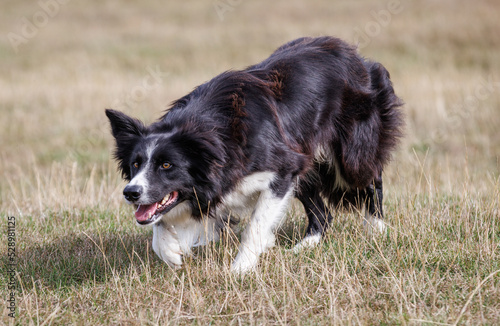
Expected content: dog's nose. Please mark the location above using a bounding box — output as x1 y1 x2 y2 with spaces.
123 185 143 202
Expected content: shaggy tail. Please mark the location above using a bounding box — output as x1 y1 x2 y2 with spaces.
313 60 404 211
367 61 404 171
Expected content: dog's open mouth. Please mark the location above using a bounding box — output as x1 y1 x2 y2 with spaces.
135 191 179 224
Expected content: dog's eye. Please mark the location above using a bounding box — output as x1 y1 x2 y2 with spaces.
133 162 139 169
161 162 172 169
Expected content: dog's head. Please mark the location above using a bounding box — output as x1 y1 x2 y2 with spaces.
105 109 223 225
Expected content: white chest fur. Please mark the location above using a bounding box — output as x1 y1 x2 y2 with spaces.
219 171 277 221
153 171 281 270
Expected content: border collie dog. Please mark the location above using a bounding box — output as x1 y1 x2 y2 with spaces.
106 36 403 273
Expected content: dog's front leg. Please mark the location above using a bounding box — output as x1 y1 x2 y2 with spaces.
152 221 183 269
231 187 293 274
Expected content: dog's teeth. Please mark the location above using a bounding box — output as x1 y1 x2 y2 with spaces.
162 193 171 204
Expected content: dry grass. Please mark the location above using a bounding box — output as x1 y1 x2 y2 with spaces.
1 0 499 324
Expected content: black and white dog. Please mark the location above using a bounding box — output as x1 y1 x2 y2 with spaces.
106 36 403 273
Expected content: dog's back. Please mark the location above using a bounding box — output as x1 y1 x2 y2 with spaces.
245 36 403 203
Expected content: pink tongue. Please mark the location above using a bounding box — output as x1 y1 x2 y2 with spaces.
135 203 158 222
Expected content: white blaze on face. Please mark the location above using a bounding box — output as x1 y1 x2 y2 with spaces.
125 140 157 205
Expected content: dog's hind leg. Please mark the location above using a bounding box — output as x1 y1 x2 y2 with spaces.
363 175 387 234
292 180 333 252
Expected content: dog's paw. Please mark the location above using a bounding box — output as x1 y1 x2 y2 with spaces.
158 248 183 269
291 234 321 253
153 239 183 269
363 217 387 235
231 252 258 274
152 223 184 269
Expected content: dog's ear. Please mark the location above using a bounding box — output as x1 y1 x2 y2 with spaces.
105 109 146 179
105 109 145 139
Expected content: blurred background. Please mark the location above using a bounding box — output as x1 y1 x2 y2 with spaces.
2 3 499 323
1 0 499 214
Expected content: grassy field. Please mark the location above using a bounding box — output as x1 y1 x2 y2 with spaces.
1 0 499 324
